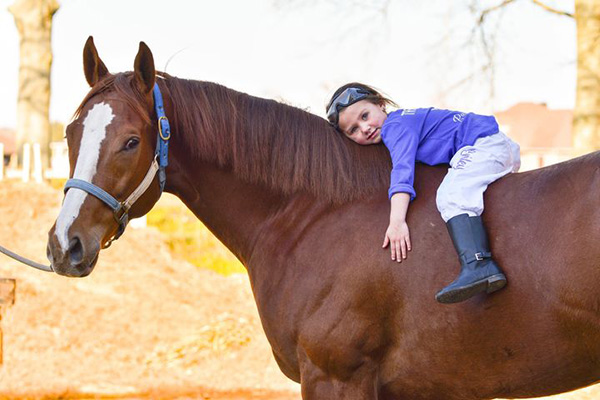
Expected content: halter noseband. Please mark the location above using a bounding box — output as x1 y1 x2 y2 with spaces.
63 82 171 248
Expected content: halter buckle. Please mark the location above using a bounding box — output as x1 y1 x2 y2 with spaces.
113 202 129 224
158 116 171 140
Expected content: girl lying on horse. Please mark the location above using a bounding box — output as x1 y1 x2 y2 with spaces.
326 83 521 304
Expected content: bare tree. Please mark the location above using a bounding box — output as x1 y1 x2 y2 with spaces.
474 1 600 155
572 0 600 155
9 0 59 168
271 0 392 79
275 0 597 156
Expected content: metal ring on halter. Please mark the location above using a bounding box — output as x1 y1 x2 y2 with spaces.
158 116 171 140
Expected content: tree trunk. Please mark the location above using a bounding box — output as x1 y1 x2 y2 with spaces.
573 0 600 155
9 0 59 168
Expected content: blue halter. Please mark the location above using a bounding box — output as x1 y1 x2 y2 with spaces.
63 82 171 247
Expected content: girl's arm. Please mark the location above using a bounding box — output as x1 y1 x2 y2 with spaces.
382 192 412 262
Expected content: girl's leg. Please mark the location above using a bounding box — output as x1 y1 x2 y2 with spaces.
435 132 520 304
436 132 520 222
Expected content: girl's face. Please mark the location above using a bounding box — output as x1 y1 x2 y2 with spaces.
337 100 387 145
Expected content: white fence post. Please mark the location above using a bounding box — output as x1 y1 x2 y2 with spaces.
22 143 30 183
0 143 4 181
129 216 147 229
46 141 69 179
32 143 42 183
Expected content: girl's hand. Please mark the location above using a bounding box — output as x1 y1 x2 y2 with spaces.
382 220 411 262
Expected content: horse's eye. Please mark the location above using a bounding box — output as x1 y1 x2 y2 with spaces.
124 137 139 151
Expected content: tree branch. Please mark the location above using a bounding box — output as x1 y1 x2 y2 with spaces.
530 0 574 18
479 0 517 24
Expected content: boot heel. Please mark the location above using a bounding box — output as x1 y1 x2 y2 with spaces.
486 274 507 294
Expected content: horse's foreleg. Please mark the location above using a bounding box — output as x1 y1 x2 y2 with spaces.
299 357 379 399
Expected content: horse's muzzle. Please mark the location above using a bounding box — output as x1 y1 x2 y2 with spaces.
47 229 100 277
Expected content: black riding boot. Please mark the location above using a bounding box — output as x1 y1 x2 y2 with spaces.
435 214 507 304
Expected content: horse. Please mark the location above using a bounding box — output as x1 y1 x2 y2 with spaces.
46 37 600 399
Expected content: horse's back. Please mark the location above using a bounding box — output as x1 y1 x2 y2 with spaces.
381 155 600 397
254 155 600 398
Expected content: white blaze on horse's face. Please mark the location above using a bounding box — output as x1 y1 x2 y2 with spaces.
55 102 115 252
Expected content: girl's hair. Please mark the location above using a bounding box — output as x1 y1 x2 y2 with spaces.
325 82 397 120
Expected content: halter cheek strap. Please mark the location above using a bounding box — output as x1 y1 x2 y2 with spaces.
154 82 170 192
63 82 171 248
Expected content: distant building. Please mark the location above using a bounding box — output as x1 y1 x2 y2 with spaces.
0 128 16 166
0 127 68 178
494 102 573 171
0 128 16 154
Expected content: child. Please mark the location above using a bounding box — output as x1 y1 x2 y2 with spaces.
326 82 520 304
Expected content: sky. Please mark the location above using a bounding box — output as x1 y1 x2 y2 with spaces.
0 0 576 129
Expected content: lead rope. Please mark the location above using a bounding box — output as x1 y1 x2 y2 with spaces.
0 244 53 272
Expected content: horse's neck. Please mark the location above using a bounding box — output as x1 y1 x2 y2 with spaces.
165 142 323 268
158 79 352 266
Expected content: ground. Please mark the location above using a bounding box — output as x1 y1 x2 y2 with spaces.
0 181 598 400
0 181 300 399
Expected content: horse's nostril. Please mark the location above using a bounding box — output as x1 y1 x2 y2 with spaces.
68 236 84 265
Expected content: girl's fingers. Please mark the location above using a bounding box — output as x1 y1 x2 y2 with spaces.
385 236 410 262
395 241 402 263
401 240 407 259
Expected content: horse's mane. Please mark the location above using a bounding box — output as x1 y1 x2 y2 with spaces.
76 72 392 204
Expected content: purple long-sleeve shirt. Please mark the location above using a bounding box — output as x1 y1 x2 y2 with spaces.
381 108 499 200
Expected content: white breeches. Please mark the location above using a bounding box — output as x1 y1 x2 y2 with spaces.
436 132 521 222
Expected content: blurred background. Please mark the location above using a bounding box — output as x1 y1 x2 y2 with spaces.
0 1 597 399
0 0 581 176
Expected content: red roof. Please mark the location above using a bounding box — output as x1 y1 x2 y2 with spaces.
494 103 572 148
0 128 16 154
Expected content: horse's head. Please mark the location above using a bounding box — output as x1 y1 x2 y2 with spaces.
47 37 165 277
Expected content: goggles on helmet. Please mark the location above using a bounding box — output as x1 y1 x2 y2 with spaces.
326 87 371 126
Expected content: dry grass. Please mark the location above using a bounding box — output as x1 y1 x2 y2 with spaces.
0 180 299 399
145 312 254 368
146 194 246 276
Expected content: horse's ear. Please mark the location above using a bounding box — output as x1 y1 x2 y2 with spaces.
133 41 156 95
83 36 109 87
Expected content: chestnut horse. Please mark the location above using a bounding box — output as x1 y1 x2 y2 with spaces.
47 37 600 399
